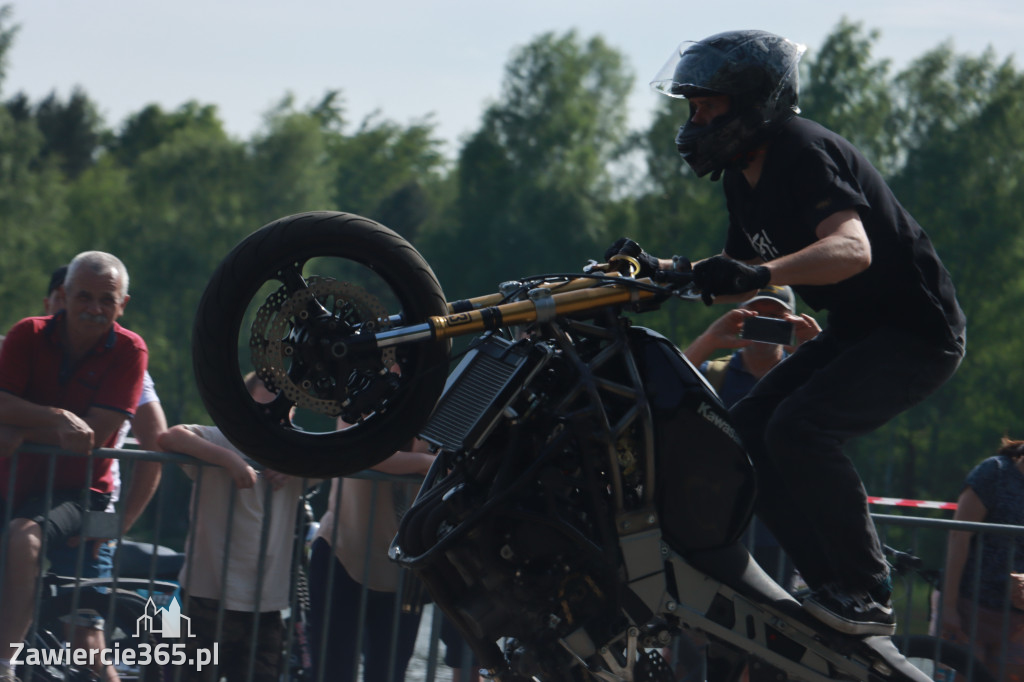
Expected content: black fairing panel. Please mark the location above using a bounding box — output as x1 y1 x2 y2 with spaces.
632 327 757 551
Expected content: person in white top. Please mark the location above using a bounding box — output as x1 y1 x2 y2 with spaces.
157 373 313 682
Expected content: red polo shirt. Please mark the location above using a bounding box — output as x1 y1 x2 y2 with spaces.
0 313 147 507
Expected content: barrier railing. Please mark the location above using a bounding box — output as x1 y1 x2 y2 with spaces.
2 444 1021 682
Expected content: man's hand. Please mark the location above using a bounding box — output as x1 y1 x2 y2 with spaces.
699 309 758 349
604 238 660 278
693 255 771 305
787 313 822 350
682 308 757 367
55 410 95 454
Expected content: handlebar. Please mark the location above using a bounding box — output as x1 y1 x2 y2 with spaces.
883 544 942 589
363 262 698 352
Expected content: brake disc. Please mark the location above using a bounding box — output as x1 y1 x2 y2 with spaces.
250 276 396 414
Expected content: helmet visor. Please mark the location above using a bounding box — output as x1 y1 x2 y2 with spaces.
650 36 807 114
650 41 733 99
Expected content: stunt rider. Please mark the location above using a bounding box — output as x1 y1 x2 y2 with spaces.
610 30 965 636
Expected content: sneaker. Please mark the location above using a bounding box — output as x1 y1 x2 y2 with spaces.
803 583 896 636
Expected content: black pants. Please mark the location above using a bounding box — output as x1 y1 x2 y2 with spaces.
729 326 963 593
306 538 422 682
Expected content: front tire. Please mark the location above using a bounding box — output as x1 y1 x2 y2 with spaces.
193 211 450 477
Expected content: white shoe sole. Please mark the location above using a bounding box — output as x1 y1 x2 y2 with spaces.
804 598 897 636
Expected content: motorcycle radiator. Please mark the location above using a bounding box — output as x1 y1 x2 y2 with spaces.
419 334 550 455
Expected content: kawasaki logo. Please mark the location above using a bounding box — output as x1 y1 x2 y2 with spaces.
698 402 742 445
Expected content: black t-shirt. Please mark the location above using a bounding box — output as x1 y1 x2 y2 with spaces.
722 117 965 346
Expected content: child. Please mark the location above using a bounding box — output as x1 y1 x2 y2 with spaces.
157 373 312 682
307 418 435 682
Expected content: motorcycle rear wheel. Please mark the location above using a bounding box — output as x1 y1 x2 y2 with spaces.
192 211 450 477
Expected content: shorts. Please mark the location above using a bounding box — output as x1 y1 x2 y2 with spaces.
1 489 114 587
181 594 284 682
958 597 1024 667
1 489 111 547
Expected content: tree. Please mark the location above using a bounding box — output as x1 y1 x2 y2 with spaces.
105 106 251 426
864 45 1024 500
30 87 104 179
107 101 225 168
248 95 336 221
799 18 899 174
329 110 448 228
433 31 634 298
0 6 69 332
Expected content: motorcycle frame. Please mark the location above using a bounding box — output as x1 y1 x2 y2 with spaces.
384 275 910 682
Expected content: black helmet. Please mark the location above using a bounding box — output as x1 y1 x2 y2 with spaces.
650 30 805 178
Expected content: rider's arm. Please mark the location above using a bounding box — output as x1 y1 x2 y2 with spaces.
940 486 987 640
759 210 872 286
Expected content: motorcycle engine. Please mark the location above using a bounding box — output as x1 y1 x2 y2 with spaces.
395 331 631 677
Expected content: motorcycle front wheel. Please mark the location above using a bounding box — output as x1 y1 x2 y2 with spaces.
192 211 450 477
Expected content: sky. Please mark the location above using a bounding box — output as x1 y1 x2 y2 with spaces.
3 1 1022 158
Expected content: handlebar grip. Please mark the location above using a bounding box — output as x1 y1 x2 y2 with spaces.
652 269 694 286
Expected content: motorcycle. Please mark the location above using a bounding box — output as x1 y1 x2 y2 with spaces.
192 211 931 682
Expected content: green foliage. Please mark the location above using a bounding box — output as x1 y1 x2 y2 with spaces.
30 87 104 178
427 30 634 298
857 44 1024 500
249 102 336 221
0 99 69 328
799 18 899 173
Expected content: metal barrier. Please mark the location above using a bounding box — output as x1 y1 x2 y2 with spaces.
0 444 470 682
2 444 1022 681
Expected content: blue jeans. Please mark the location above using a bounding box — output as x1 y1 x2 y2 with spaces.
48 537 116 586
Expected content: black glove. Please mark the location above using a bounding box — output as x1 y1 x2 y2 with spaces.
604 237 660 278
692 255 771 305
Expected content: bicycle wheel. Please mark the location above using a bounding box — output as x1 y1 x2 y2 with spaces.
193 211 451 477
897 634 996 682
38 588 162 682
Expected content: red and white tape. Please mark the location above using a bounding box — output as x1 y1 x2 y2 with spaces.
868 496 957 511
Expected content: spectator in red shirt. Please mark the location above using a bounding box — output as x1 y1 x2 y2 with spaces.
0 251 146 682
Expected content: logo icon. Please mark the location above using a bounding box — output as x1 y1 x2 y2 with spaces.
135 597 195 638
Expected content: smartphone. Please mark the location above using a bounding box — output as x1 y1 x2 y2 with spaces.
740 316 795 345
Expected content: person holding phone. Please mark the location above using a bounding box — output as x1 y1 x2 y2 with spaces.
683 285 819 409
608 29 965 636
